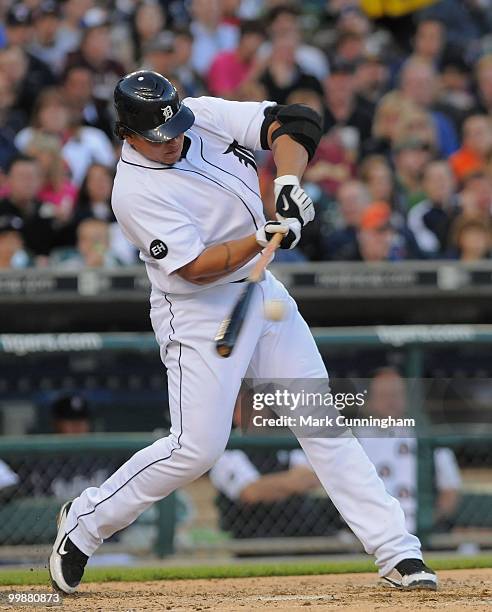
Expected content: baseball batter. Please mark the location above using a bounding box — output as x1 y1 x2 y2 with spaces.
49 71 437 593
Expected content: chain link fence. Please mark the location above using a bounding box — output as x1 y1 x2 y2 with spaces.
0 433 491 558
0 328 491 559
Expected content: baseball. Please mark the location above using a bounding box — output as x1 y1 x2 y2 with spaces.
264 299 286 321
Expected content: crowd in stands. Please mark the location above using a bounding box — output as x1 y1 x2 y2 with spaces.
1 0 492 269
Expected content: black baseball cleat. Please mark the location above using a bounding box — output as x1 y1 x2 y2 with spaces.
383 558 437 590
49 501 88 594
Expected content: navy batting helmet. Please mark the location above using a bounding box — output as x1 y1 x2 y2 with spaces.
114 71 195 142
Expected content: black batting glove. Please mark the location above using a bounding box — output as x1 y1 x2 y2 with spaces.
274 175 315 227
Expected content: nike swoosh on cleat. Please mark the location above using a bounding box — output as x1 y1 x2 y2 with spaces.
58 535 69 556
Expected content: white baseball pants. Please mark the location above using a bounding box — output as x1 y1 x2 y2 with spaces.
65 272 422 576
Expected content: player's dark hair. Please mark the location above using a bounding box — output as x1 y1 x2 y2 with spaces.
114 121 130 140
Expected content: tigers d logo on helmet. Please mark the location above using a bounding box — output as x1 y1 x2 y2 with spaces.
162 105 173 121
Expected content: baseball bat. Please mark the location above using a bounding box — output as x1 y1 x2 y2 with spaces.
215 232 284 358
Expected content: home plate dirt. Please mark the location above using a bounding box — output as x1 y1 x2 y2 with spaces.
1 569 491 611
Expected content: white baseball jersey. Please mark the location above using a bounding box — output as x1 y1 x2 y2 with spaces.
66 95 424 578
111 96 275 294
359 435 461 533
210 448 313 501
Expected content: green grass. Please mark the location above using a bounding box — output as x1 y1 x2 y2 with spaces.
1 556 491 587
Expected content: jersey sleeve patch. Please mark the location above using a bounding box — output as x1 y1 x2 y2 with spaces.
149 239 168 259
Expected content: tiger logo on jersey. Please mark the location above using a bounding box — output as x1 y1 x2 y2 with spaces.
223 140 257 172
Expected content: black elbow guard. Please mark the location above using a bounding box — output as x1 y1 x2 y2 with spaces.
261 104 323 161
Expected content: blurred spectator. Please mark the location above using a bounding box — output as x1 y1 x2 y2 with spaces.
29 0 68 75
412 18 446 67
333 31 366 65
57 0 94 56
393 104 437 154
449 115 492 183
21 393 120 500
354 51 390 106
4 3 34 48
53 217 120 269
0 68 26 136
358 367 462 533
210 401 340 539
261 4 329 81
474 54 492 117
399 57 459 156
362 91 413 158
70 163 136 264
232 78 267 103
172 27 205 97
419 0 492 51
359 154 394 205
357 201 400 261
322 180 370 261
335 4 373 40
392 139 431 213
207 19 264 98
454 174 492 260
259 31 323 105
408 160 458 257
303 128 357 200
190 0 239 76
449 216 491 261
356 201 421 261
438 56 475 124
61 64 113 140
0 42 55 119
15 87 115 185
140 32 176 80
3 3 58 112
129 1 167 66
0 71 23 174
0 155 58 260
323 60 374 155
26 133 77 224
211 446 341 538
0 214 29 269
52 393 91 435
64 23 126 110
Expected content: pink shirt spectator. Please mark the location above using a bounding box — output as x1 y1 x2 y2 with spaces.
39 181 78 213
207 51 252 96
37 180 78 221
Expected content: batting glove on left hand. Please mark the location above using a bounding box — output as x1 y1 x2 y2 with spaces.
274 175 315 227
256 218 302 250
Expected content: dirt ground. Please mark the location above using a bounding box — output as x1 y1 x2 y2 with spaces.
0 568 491 612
